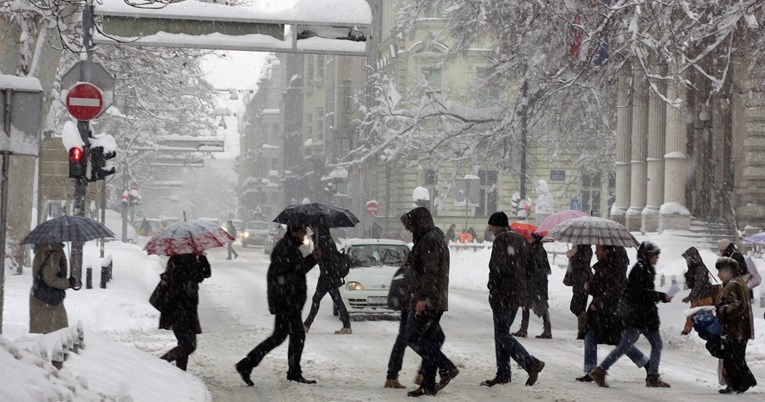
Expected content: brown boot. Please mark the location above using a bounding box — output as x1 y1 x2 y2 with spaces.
385 378 406 389
588 367 609 388
413 373 423 386
646 374 671 388
512 329 528 338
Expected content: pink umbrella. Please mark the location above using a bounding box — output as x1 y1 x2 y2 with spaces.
144 221 234 256
537 210 589 234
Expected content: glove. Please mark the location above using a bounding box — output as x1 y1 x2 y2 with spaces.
68 277 77 289
682 296 691 303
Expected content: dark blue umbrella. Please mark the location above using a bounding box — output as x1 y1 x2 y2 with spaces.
274 203 359 228
21 215 115 244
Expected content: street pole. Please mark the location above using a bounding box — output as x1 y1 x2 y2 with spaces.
99 179 106 258
70 2 94 290
464 179 469 232
518 78 529 220
0 152 10 333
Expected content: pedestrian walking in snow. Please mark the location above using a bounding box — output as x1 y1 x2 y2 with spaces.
512 233 552 339
400 207 459 397
225 220 239 260
236 225 321 386
29 243 76 334
577 245 649 382
680 247 718 336
303 226 352 335
158 254 211 371
482 212 545 388
587 241 672 388
467 227 478 243
613 246 630 279
719 240 761 299
564 244 593 339
715 257 757 394
445 224 456 243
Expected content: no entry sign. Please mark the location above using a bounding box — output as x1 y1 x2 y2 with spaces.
366 200 379 216
66 82 104 121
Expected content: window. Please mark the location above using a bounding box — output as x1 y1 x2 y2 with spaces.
422 67 442 88
317 108 325 141
477 170 498 216
305 113 313 140
316 55 324 80
342 79 352 114
475 66 499 101
581 170 602 215
424 1 443 18
425 169 437 185
306 56 314 82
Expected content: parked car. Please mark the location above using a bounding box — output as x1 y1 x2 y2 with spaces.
263 225 286 254
336 239 411 317
242 221 274 247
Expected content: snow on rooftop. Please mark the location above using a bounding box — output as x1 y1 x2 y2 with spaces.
0 75 42 92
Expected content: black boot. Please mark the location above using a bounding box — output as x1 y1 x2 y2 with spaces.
287 374 317 384
235 359 254 387
480 377 510 387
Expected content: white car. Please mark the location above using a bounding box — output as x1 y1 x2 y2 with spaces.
336 239 411 317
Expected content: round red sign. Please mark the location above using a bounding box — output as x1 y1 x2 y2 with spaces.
366 200 379 216
130 181 139 190
66 82 104 121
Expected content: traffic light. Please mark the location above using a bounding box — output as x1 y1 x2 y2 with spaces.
69 146 87 178
89 145 116 182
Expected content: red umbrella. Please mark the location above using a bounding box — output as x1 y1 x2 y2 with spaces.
537 210 589 234
144 221 234 256
510 221 537 239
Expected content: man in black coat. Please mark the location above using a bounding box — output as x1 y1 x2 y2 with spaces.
236 225 321 386
513 233 552 339
401 207 459 397
588 241 672 389
482 212 545 388
303 227 352 334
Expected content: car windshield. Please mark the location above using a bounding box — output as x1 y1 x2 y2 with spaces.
347 244 409 268
247 222 271 231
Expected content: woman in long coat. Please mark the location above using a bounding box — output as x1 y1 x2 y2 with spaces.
30 243 73 334
680 247 717 335
159 253 211 371
565 244 593 339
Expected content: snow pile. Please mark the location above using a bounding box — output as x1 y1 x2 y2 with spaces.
60 120 83 151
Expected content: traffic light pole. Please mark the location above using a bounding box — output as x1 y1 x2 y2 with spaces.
70 3 95 290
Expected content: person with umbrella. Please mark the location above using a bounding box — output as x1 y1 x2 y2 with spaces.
29 242 76 334
587 241 672 388
157 253 211 371
564 244 593 339
482 212 545 388
303 226 352 335
236 225 322 386
512 232 552 339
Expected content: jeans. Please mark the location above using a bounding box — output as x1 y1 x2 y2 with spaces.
599 328 663 374
518 306 552 334
304 279 350 328
227 241 238 259
240 308 305 378
405 310 456 391
387 309 410 379
583 330 648 372
492 308 539 381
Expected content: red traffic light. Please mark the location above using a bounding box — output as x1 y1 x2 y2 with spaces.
70 147 83 162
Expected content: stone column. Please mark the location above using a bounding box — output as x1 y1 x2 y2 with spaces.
642 82 666 232
611 70 632 225
626 69 648 231
659 81 691 231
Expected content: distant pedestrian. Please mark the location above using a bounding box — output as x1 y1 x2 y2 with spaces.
400 207 459 397
577 245 648 382
140 217 152 236
467 227 478 242
714 257 757 394
371 222 383 239
483 226 494 243
718 240 761 298
29 243 75 334
482 212 545 388
225 220 239 260
158 254 211 371
236 225 321 386
303 227 352 335
445 224 456 243
513 233 552 339
564 244 593 339
680 247 717 336
587 241 672 389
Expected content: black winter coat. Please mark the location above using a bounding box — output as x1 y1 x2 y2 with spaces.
619 244 667 332
568 245 593 290
159 254 211 334
682 247 716 301
587 256 626 344
402 207 450 311
527 240 550 314
722 242 748 277
315 229 347 288
266 234 318 314
387 263 411 311
488 228 529 309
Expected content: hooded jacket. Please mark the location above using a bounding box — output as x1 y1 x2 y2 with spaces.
401 207 449 311
682 247 716 301
620 242 668 332
721 242 748 277
29 243 71 334
266 233 318 314
487 227 530 309
587 250 627 344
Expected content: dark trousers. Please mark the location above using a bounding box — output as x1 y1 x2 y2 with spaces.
304 279 351 328
492 307 539 381
241 309 305 378
162 327 197 371
227 241 238 259
517 306 552 334
387 309 410 380
723 338 757 392
404 310 456 391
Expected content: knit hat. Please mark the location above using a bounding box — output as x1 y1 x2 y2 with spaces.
488 211 509 227
717 239 732 252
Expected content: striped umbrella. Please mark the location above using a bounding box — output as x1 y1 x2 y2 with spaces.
21 215 115 244
144 220 234 256
545 216 639 248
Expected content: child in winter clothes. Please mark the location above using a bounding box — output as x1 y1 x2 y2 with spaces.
715 257 757 394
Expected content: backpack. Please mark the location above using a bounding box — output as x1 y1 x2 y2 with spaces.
337 251 351 278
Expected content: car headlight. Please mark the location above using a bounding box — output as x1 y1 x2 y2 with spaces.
243 232 250 237
347 281 364 291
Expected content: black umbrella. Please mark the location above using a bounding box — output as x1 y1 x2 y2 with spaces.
21 215 115 244
274 203 360 228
